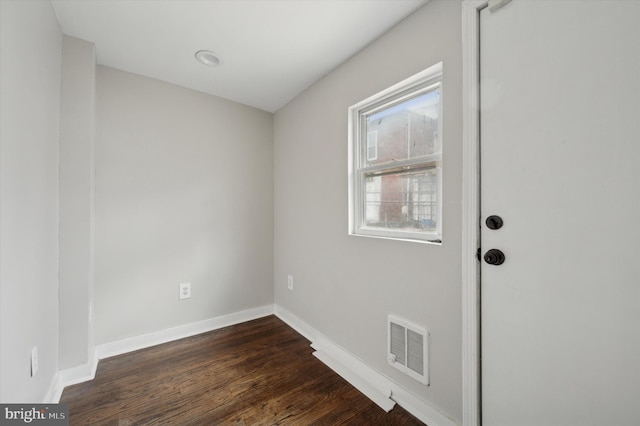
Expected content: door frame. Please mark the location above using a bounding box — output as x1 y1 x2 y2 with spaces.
461 1 491 425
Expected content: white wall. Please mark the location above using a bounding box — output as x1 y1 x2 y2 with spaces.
95 66 274 344
0 0 63 402
274 0 462 422
59 35 96 370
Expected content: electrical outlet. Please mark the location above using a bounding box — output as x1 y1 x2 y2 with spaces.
287 275 293 291
179 283 191 300
30 346 38 377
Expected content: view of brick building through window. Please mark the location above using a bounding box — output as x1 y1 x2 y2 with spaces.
363 89 440 234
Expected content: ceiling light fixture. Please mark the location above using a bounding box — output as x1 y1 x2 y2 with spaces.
195 50 222 67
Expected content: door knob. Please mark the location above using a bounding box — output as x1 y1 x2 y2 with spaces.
486 215 504 230
484 249 505 265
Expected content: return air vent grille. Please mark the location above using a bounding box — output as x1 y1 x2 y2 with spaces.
390 322 406 366
407 329 424 375
387 315 429 385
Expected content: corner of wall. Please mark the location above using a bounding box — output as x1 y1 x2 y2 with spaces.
58 34 97 372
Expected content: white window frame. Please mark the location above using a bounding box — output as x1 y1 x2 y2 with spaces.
348 62 443 244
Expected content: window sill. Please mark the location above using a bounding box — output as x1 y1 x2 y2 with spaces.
349 230 442 245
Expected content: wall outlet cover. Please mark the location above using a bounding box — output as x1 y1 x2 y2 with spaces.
179 283 191 300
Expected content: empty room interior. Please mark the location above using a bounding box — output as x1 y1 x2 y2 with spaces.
1 0 639 425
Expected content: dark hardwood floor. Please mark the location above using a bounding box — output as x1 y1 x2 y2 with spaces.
61 315 425 425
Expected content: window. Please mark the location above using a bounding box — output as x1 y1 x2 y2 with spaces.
348 63 442 243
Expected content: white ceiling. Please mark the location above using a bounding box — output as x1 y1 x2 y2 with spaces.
51 0 428 112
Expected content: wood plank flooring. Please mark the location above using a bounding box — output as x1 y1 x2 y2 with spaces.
61 315 425 425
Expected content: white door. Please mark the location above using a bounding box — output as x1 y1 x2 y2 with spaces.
480 1 640 425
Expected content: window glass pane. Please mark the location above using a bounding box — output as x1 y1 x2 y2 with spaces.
364 89 440 168
364 168 438 232
367 131 378 161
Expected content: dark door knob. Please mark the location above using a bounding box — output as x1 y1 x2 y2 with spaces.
484 249 505 265
486 215 504 230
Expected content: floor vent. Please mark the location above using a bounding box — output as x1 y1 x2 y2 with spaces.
387 315 429 385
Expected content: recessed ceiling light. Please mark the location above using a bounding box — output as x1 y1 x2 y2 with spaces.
195 50 221 67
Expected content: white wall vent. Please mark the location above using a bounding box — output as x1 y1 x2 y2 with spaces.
387 315 429 385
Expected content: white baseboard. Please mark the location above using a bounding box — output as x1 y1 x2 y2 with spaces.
312 337 396 412
54 304 274 401
59 347 99 389
272 304 317 342
44 372 63 404
274 304 459 426
390 384 459 426
96 305 273 360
